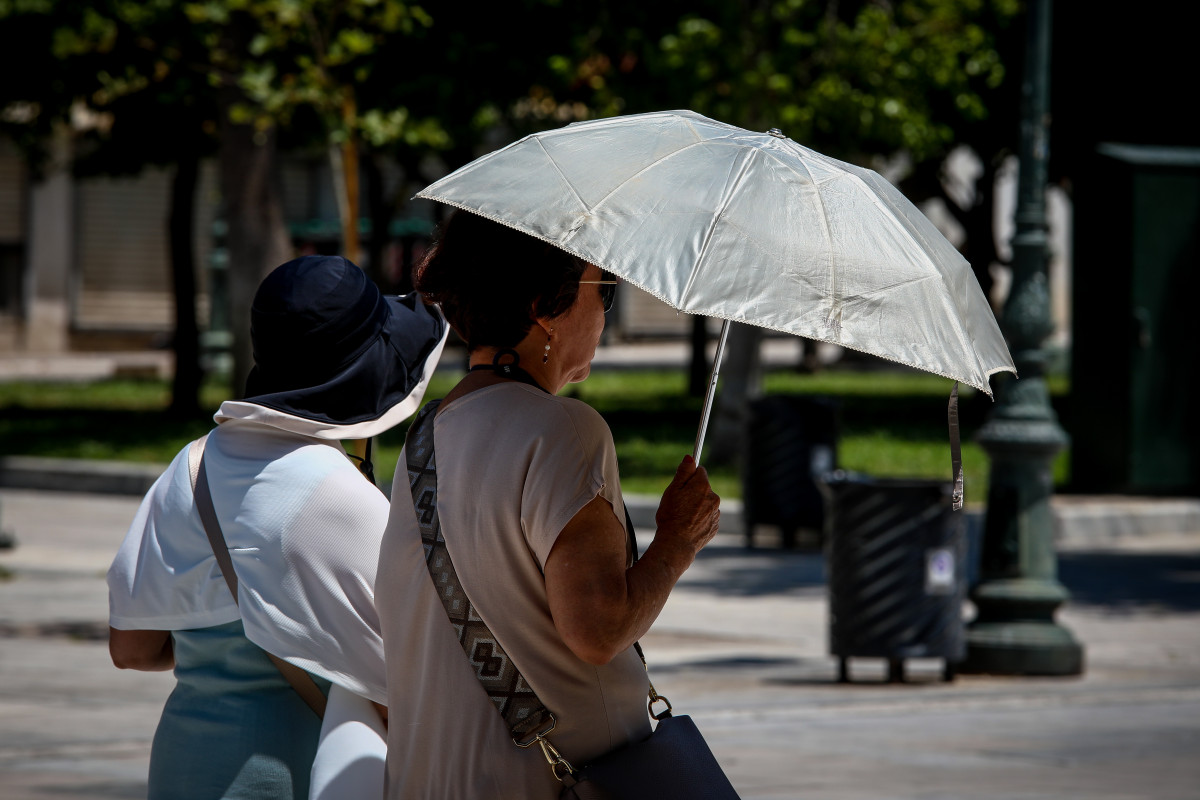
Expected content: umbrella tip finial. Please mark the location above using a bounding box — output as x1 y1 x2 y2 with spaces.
767 128 786 139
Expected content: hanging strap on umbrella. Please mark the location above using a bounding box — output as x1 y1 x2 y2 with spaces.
948 383 963 511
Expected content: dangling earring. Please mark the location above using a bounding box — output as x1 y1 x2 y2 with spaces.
543 329 553 364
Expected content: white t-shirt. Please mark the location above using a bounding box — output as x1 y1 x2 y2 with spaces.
377 383 651 799
107 415 391 704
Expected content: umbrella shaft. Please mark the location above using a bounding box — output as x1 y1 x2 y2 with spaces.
693 319 732 464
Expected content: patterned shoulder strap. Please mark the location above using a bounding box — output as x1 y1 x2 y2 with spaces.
404 401 554 743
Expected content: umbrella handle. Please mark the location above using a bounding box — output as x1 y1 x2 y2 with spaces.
692 319 732 465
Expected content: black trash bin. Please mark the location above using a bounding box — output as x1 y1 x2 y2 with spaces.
742 395 838 549
820 472 966 682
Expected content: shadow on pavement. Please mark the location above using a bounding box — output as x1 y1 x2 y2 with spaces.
1058 551 1200 612
685 544 1200 612
651 655 803 675
0 620 109 640
686 545 826 596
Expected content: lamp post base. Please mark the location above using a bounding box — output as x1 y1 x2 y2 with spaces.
961 621 1084 676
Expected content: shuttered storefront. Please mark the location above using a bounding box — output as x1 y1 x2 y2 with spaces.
69 154 685 340
74 162 215 331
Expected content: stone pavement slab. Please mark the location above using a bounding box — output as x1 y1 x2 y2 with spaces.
0 637 174 799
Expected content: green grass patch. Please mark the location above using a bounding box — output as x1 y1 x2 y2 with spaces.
0 367 1070 500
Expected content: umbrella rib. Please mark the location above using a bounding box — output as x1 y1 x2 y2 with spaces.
535 138 589 214
426 198 997 396
678 114 706 142
778 148 1010 384
836 168 995 380
680 149 757 306
417 112 1012 394
688 307 995 396
587 141 707 213
783 147 841 334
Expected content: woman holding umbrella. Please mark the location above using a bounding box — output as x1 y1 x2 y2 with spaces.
106 255 447 800
376 210 722 798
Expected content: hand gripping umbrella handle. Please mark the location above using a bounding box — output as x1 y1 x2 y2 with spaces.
692 319 732 464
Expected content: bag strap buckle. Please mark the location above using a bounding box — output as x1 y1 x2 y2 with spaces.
514 716 576 782
648 684 674 720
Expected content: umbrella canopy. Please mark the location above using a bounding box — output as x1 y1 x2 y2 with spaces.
417 109 1014 396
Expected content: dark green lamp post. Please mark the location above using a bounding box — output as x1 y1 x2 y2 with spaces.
961 0 1083 676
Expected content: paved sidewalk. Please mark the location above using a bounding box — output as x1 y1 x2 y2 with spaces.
1 487 1198 799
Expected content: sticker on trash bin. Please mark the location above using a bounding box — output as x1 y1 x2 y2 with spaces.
925 548 956 595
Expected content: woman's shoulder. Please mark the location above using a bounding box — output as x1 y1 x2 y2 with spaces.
521 395 616 469
546 389 604 418
443 384 608 431
445 387 613 461
519 389 611 441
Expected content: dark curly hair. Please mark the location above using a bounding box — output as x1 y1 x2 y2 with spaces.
415 210 588 351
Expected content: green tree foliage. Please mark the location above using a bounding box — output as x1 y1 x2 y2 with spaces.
2 0 1026 410
492 1 1024 357
0 0 457 397
0 1 219 174
530 0 1020 166
513 0 1023 453
526 0 1022 298
0 0 222 415
181 0 448 266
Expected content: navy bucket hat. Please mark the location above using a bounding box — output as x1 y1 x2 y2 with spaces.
217 255 448 439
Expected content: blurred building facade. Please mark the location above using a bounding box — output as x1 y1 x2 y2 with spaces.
1 131 216 356
0 133 710 360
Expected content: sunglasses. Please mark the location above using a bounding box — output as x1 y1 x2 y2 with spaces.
579 270 619 312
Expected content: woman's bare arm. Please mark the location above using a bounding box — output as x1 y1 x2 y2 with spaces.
544 457 720 665
109 627 175 671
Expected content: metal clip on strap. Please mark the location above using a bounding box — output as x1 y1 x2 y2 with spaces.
648 683 674 721
514 717 576 781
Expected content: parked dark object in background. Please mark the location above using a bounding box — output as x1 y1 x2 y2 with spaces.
742 395 838 549
821 473 966 683
1070 144 1200 497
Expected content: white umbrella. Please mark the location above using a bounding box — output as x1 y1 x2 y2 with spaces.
417 110 1015 501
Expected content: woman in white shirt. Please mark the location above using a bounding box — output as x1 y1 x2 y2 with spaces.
107 254 447 800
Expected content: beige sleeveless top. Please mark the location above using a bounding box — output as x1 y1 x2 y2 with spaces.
377 383 651 799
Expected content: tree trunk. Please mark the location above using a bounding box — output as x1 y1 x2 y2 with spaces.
217 97 292 398
363 151 390 290
332 93 361 265
167 153 203 417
